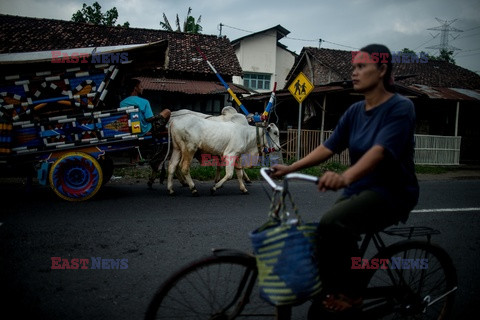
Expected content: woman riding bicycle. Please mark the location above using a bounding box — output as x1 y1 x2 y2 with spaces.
272 44 419 315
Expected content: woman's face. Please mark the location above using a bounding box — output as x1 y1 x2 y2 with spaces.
351 51 385 93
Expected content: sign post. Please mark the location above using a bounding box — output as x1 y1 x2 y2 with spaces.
288 72 314 160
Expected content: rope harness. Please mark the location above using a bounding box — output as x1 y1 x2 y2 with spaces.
256 125 282 154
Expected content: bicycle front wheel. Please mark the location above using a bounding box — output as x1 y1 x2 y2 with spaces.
363 240 457 319
145 252 274 320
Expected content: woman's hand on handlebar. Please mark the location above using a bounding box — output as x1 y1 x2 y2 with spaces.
270 164 292 178
317 171 349 192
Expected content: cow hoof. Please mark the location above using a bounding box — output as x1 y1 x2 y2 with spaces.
210 187 216 196
168 190 175 196
241 190 249 195
147 181 154 189
191 189 200 197
245 180 252 185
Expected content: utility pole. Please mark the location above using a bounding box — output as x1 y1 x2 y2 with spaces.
426 18 463 54
218 23 223 37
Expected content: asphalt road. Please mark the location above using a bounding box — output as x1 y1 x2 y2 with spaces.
0 175 479 319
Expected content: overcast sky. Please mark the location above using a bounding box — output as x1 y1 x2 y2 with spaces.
2 0 480 73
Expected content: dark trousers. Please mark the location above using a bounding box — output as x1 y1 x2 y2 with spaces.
316 190 407 297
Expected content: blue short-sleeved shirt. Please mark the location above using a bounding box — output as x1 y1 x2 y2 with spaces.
324 94 419 211
119 96 154 135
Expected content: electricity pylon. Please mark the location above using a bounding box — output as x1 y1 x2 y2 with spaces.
426 18 463 54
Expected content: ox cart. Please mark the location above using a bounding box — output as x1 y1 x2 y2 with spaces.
0 42 169 201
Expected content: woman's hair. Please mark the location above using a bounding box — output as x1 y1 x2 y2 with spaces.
125 78 141 95
359 44 395 92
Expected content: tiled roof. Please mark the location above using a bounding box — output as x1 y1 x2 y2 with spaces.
0 14 242 77
393 61 480 89
137 77 250 95
290 47 480 90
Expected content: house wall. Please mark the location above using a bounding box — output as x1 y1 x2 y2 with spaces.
311 61 345 85
276 46 296 89
233 30 295 92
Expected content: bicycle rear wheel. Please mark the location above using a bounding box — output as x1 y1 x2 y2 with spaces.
363 240 457 319
145 252 275 320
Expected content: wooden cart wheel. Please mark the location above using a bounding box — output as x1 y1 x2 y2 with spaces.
49 152 103 201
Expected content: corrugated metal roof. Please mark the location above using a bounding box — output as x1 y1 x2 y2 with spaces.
450 88 480 100
409 84 480 101
0 41 166 64
245 83 480 103
138 77 250 95
244 85 345 100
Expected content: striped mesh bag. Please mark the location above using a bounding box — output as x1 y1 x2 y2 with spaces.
250 221 322 306
250 187 322 306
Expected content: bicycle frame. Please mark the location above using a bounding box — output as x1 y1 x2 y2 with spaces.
259 168 457 318
145 168 457 320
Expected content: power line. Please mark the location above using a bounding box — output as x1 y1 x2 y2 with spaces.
455 31 480 40
220 23 254 34
320 39 358 50
456 47 480 53
413 37 436 51
462 25 480 32
455 51 480 58
220 23 359 50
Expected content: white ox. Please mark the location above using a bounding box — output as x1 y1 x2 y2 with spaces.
171 106 246 124
147 107 250 188
169 107 252 184
167 112 280 195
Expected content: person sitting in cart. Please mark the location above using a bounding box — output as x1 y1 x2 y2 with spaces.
120 78 171 136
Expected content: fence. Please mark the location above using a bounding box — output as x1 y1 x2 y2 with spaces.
414 134 461 165
285 129 461 166
285 129 350 165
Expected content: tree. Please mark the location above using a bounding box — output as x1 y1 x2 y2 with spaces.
160 7 202 33
72 2 129 27
401 48 456 65
400 48 416 54
437 49 456 64
419 49 455 64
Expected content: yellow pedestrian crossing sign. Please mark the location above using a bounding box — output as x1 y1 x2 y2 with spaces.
288 72 314 103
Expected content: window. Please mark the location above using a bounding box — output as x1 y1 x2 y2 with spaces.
244 73 271 90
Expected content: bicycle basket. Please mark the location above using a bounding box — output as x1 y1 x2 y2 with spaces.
249 190 321 306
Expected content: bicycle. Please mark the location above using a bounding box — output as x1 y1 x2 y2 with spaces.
145 168 458 319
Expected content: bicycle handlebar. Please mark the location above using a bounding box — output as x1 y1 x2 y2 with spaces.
260 167 319 192
260 168 282 191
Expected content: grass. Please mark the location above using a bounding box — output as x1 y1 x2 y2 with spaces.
114 165 152 179
187 160 349 181
113 161 458 181
414 165 449 175
112 160 349 181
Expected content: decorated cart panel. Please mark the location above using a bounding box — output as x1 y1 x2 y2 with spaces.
0 42 169 201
